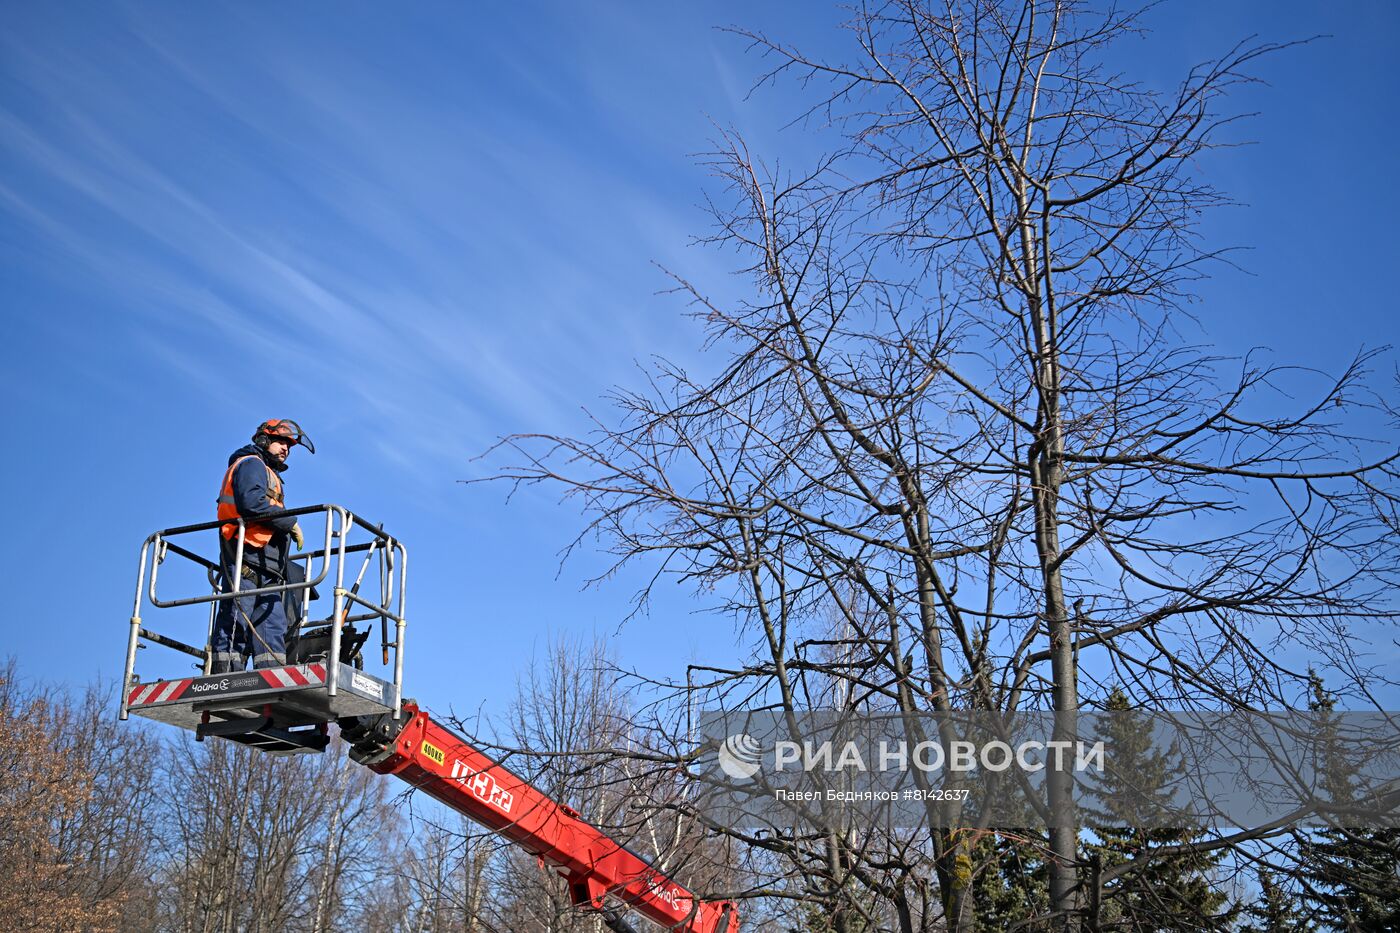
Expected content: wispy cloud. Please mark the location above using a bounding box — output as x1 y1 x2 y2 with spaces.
0 3 746 502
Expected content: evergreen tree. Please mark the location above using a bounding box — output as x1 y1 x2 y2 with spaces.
969 830 1049 931
1298 828 1400 932
966 723 1051 931
1082 688 1237 931
1240 869 1315 933
1296 675 1400 932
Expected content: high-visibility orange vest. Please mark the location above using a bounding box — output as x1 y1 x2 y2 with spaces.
217 455 284 548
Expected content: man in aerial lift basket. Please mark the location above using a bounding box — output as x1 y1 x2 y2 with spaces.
211 418 314 673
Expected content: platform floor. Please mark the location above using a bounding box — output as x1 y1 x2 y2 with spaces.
126 661 398 731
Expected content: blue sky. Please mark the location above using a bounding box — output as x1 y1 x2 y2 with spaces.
2 1 1396 723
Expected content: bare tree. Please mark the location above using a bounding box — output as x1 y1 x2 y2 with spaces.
488 1 1400 929
429 634 735 933
52 681 165 931
0 664 159 932
157 732 398 932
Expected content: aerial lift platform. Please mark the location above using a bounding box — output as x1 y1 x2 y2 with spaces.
121 505 737 933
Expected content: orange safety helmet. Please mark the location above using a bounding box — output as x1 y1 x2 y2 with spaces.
253 418 316 454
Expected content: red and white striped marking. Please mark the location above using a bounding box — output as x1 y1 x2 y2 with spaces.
127 679 191 707
128 663 327 706
259 663 327 688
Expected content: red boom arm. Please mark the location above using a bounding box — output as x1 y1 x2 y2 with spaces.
353 703 738 933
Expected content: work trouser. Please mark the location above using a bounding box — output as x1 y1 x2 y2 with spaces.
211 548 288 673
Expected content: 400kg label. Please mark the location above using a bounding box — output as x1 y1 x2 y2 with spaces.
421 741 446 765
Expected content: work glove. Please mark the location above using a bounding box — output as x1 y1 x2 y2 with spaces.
290 521 304 551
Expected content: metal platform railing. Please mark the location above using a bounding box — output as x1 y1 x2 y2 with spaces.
121 504 406 720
